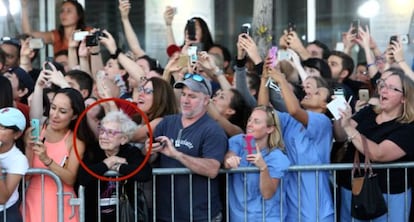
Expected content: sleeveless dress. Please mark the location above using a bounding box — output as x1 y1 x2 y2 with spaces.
23 129 79 222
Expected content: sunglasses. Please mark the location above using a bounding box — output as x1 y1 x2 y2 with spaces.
184 73 211 95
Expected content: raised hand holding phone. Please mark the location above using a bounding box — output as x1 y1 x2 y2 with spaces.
31 119 40 142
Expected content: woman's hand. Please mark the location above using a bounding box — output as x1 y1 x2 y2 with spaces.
118 0 131 20
99 30 117 54
246 144 267 170
339 102 353 128
164 6 176 26
32 139 50 165
103 156 128 171
225 156 241 169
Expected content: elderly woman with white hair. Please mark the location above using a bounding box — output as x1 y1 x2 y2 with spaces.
78 110 152 222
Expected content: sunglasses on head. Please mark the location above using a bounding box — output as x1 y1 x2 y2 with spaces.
184 73 210 95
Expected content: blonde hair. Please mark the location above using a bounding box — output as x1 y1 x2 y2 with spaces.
254 105 285 152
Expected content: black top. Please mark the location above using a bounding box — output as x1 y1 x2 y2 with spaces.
337 106 414 194
78 143 152 221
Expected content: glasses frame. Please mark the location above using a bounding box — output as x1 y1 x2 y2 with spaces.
137 86 154 95
98 126 123 137
376 79 404 94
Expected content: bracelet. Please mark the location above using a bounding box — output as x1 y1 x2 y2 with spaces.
110 48 122 59
90 52 100 55
347 131 360 143
44 158 53 167
396 59 405 64
259 165 267 172
214 67 224 76
366 62 376 68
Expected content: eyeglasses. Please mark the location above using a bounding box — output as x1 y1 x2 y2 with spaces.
376 79 404 93
98 126 123 137
138 86 154 95
184 73 211 95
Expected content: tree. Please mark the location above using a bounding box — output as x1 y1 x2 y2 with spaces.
252 0 273 59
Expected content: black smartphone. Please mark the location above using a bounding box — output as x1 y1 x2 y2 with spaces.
287 22 296 32
241 24 251 37
85 35 98 47
390 35 398 45
352 20 360 36
45 57 54 70
187 19 196 41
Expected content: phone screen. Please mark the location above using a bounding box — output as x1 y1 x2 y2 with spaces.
390 35 398 45
351 20 360 36
287 22 296 32
187 19 196 41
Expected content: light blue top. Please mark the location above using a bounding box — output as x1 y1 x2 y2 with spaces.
277 111 334 222
228 134 291 222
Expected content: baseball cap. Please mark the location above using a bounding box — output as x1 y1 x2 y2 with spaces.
0 107 26 131
174 73 212 96
7 67 35 95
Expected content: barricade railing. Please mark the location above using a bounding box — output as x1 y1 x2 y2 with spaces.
2 162 414 221
152 162 414 222
22 168 64 222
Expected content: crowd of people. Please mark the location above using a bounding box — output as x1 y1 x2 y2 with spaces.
0 0 414 221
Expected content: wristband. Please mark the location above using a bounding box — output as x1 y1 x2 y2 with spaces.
44 158 53 167
90 52 100 56
366 62 376 68
214 67 224 76
110 48 122 59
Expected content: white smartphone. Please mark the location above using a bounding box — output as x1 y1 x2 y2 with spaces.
73 31 89 41
29 38 44 49
188 46 198 64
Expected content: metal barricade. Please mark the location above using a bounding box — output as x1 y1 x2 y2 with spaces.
25 168 65 222
77 170 148 222
151 162 414 222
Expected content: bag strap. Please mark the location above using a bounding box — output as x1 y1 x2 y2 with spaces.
352 135 373 177
361 136 373 176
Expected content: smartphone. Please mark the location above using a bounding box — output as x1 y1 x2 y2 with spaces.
45 57 54 71
188 46 198 64
351 19 360 36
245 134 256 155
277 49 291 61
268 46 278 67
187 19 196 41
73 31 89 41
177 55 189 67
171 7 177 15
287 21 296 32
29 38 44 49
85 35 98 47
390 35 398 45
241 23 251 37
358 89 369 102
334 87 345 99
31 119 40 142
